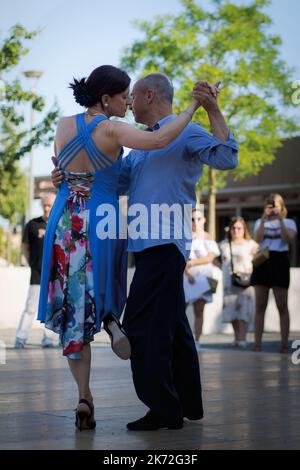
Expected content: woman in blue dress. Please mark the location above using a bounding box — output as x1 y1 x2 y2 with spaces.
38 65 201 430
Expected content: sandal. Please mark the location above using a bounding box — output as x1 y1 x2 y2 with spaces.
103 314 131 360
75 399 96 431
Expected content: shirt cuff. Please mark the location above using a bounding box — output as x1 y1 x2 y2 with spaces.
212 130 238 150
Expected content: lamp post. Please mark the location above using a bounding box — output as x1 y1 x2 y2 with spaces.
23 70 43 222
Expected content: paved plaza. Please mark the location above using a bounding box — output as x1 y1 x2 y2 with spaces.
0 330 299 450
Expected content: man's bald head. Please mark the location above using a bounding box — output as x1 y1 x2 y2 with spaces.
138 73 174 104
131 73 174 127
41 193 56 206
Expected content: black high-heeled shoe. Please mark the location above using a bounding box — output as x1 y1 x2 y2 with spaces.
75 399 96 431
103 314 131 360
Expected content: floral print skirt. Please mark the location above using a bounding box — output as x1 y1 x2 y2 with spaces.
45 201 97 359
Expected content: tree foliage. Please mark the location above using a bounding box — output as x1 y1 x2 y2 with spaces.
0 164 27 224
0 24 59 199
121 0 299 190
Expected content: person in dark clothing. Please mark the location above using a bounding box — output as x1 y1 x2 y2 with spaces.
15 194 57 349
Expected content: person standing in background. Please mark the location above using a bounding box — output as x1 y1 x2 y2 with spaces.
252 194 297 353
220 217 258 349
184 208 221 350
15 194 57 349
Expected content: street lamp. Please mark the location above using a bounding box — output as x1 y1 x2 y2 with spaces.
23 70 43 222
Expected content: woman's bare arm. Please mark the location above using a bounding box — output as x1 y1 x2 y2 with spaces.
106 101 200 150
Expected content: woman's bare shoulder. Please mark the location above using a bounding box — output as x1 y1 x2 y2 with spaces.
58 114 78 124
55 115 78 146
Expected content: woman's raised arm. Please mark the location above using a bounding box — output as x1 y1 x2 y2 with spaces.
105 94 202 151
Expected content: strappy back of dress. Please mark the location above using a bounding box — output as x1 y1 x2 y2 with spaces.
56 113 114 207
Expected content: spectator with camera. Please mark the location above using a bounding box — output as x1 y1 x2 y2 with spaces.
252 193 297 353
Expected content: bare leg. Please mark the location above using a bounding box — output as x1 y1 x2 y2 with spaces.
193 299 206 341
238 320 248 342
67 343 93 409
254 286 269 351
273 287 290 352
231 320 239 343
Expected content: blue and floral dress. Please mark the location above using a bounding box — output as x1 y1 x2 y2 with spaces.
38 114 127 359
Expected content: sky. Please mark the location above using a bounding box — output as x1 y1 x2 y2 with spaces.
1 0 300 185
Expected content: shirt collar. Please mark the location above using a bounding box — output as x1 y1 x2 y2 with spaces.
152 114 176 131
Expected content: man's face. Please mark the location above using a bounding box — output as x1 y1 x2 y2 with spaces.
42 196 55 220
130 81 149 125
192 211 205 232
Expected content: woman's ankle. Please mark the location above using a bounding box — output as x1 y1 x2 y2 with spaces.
79 393 93 403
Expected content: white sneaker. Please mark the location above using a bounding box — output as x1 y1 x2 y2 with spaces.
237 341 247 349
15 338 25 349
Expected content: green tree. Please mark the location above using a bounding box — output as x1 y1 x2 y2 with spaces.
0 164 27 264
0 24 59 192
121 0 299 237
0 164 27 224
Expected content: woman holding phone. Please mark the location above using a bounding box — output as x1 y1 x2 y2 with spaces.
252 194 297 353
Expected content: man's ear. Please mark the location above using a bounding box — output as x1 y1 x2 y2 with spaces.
146 89 155 104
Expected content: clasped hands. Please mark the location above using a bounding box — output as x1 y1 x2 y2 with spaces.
191 80 221 112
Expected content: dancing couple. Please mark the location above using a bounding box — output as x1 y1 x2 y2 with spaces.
40 65 238 431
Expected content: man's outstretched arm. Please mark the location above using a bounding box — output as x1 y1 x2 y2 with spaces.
187 81 238 170
193 81 229 142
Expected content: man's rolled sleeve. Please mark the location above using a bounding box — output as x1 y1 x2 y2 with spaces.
187 123 238 170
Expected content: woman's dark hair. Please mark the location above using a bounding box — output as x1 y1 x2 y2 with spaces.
69 65 131 108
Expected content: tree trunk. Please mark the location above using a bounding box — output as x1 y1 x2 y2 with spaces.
208 168 216 240
196 188 202 205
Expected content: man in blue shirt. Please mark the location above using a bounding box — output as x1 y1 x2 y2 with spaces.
51 75 238 431
119 75 238 430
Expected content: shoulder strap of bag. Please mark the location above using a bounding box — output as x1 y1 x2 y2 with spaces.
229 241 235 274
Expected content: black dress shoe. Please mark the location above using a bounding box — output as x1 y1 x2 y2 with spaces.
127 411 183 431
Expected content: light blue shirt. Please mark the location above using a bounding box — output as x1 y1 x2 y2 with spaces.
118 114 238 260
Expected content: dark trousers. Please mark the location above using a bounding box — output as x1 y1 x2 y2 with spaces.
123 244 203 421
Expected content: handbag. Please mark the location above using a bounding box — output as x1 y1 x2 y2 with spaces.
252 247 270 269
207 277 218 294
229 241 251 289
231 271 252 288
